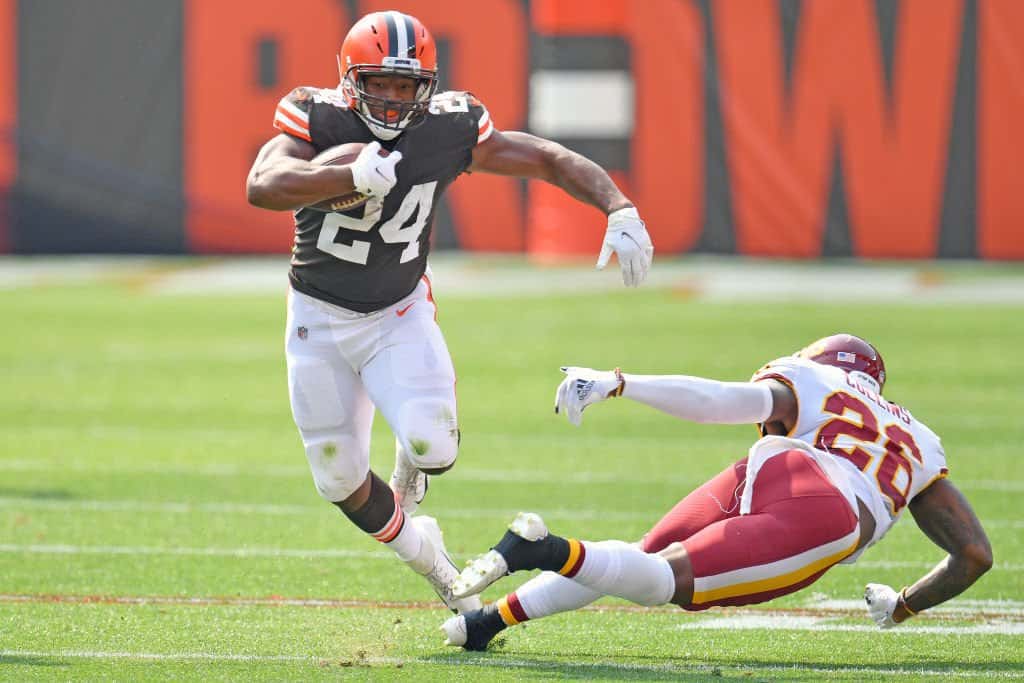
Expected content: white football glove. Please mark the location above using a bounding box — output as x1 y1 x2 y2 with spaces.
596 207 654 287
554 366 623 426
864 583 900 629
348 141 402 197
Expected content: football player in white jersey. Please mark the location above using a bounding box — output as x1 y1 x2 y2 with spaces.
442 334 992 651
246 11 653 615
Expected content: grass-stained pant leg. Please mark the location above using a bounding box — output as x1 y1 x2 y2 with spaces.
286 288 375 502
361 277 459 473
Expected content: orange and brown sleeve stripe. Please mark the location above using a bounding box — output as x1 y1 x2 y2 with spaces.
370 505 405 544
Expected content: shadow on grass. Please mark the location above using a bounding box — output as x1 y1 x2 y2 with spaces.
419 652 1024 681
419 652 748 681
0 655 69 668
0 488 73 500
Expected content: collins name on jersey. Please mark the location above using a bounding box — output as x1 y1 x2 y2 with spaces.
753 356 948 554
272 87 494 313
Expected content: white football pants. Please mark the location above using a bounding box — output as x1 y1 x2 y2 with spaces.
285 276 459 502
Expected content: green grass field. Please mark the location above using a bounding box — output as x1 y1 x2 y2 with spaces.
2 258 1023 681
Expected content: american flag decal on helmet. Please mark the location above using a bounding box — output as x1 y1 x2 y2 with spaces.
836 351 856 363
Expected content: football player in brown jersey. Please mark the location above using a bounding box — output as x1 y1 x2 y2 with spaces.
246 11 654 614
443 334 991 650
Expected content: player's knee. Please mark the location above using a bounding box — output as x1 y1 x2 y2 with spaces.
402 432 459 473
303 434 369 502
419 461 455 476
396 399 459 472
658 542 695 607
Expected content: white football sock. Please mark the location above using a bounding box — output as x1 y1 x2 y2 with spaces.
514 570 602 620
570 540 676 606
382 513 429 572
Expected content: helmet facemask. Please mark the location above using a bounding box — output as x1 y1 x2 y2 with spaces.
340 58 438 141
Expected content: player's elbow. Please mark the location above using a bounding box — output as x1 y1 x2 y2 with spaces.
959 539 993 580
966 541 994 577
537 139 572 183
246 176 288 211
246 172 270 207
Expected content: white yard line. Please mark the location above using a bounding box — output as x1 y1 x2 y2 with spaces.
676 614 1024 635
3 593 1021 618
0 543 391 560
808 598 1024 615
2 496 1022 531
3 255 1024 305
0 497 653 522
2 541 1022 574
0 458 1018 494
0 650 1020 678
0 459 700 486
0 649 311 663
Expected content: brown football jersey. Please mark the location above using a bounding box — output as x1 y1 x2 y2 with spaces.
272 87 494 312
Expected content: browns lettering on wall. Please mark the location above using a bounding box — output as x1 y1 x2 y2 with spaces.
184 0 350 253
979 0 1024 259
716 0 963 258
2 0 1022 258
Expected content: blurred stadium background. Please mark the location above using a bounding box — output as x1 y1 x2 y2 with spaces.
1 0 1022 258
2 1 1024 680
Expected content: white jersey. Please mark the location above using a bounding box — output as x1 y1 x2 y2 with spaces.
752 356 948 558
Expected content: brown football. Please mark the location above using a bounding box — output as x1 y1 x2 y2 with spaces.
305 142 371 212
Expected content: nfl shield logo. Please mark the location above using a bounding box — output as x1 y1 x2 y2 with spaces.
297 326 308 340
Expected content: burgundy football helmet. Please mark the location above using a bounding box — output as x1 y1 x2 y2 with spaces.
797 333 886 391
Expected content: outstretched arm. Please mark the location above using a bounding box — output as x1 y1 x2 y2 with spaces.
470 130 631 214
554 367 797 430
471 130 653 287
866 478 992 627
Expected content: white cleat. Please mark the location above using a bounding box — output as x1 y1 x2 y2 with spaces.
509 511 549 541
452 512 550 599
453 549 508 599
390 455 427 516
412 516 482 614
440 614 467 647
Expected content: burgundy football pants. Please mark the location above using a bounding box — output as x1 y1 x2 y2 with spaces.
641 449 860 610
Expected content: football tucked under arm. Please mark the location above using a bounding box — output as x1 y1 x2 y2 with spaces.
303 142 370 212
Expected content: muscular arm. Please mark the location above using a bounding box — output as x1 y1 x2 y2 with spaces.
470 130 632 215
893 478 993 622
246 134 358 211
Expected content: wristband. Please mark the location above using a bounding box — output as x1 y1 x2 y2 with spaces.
608 368 625 398
898 587 918 616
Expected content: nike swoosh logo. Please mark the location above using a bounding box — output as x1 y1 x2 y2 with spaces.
396 302 415 317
